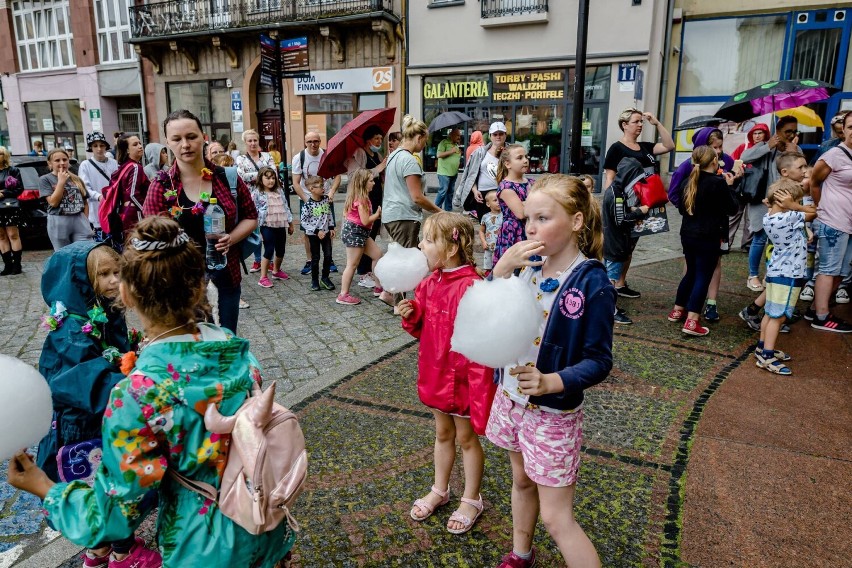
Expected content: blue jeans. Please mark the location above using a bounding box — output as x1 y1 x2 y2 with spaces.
435 174 457 211
215 283 241 334
748 229 768 278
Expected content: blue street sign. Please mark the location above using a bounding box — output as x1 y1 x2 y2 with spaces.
232 100 242 111
231 91 241 101
618 62 638 83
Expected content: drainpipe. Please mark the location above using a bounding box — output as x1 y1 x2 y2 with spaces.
137 57 150 144
401 0 407 115
657 0 675 125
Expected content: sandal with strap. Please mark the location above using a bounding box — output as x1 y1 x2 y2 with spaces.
754 348 791 362
410 485 450 522
755 354 792 375
446 494 484 535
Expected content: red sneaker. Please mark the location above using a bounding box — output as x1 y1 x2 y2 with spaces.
109 538 161 568
682 318 710 336
496 549 536 568
667 308 686 322
336 293 361 305
270 270 289 280
249 261 261 273
83 548 110 568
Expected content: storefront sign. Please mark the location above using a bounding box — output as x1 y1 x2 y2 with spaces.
294 67 394 95
424 79 489 100
492 71 564 102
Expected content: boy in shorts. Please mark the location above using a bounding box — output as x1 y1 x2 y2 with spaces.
756 178 816 375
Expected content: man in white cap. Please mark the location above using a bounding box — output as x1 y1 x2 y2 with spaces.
78 132 118 241
454 121 508 219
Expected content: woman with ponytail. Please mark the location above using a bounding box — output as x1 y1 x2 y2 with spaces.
668 146 740 336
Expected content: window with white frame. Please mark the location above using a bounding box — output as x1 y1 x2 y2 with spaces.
11 1 75 72
94 0 136 63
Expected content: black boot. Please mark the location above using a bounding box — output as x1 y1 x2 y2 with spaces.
0 251 11 276
10 250 22 275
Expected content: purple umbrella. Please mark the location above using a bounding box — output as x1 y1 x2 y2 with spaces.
714 79 838 123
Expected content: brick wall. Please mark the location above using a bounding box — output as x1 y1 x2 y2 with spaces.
69 0 98 67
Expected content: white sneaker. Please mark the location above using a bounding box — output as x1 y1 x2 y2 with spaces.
837 287 850 304
239 299 249 309
357 274 377 288
799 285 814 302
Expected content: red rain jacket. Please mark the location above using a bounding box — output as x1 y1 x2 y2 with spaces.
402 265 496 435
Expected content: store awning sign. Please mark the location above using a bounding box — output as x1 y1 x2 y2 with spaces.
424 79 489 100
295 67 394 95
492 71 564 102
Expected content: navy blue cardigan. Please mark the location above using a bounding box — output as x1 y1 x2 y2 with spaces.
525 259 616 411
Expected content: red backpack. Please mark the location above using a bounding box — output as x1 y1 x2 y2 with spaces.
98 164 129 238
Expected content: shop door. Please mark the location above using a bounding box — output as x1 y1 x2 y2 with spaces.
257 110 283 153
564 103 608 182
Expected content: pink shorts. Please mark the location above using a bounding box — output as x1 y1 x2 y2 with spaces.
485 391 584 487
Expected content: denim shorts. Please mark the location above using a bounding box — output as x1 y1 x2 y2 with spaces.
604 259 624 282
814 220 852 277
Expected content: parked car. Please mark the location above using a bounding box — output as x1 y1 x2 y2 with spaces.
10 155 79 249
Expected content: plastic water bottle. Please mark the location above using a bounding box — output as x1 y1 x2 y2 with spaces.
204 198 226 271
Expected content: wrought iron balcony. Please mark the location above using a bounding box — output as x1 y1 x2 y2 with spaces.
481 0 548 19
129 0 395 40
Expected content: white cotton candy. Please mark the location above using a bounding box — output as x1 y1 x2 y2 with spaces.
451 276 541 368
374 243 430 293
0 355 53 461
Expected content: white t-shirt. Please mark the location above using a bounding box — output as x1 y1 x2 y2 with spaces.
291 148 332 197
478 151 499 192
500 254 585 410
78 156 118 227
764 210 807 279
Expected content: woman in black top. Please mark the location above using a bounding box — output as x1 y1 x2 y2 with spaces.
602 108 675 297
0 146 23 275
667 146 739 337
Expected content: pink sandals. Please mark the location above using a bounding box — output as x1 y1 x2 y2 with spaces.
410 486 450 521
446 494 484 535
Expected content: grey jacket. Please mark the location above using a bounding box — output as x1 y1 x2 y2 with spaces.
453 142 494 209
741 141 800 233
143 143 168 181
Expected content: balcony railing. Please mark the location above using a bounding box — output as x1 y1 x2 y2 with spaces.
481 0 547 19
129 0 394 39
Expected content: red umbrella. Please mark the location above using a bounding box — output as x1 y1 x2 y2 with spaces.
317 107 396 178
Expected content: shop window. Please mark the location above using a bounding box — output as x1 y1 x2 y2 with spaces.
12 0 75 71
95 0 136 64
25 99 85 158
167 81 231 145
789 28 842 85
303 94 387 146
358 93 387 111
679 15 787 97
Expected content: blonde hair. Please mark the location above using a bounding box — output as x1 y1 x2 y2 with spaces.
305 176 324 192
422 212 479 270
256 166 281 192
775 151 806 174
496 144 524 184
401 114 428 141
0 146 10 170
766 178 804 206
47 148 87 199
683 146 718 216
87 245 121 299
618 108 643 132
121 216 208 328
241 129 259 142
529 174 604 260
211 153 234 167
345 168 372 214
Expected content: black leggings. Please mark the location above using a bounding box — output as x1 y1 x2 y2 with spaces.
94 534 135 554
356 222 381 275
308 233 332 281
260 226 287 260
676 237 721 314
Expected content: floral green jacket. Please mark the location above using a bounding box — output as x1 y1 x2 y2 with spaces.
43 324 296 567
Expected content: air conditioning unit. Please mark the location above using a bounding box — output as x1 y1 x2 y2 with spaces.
797 13 808 24
835 10 846 22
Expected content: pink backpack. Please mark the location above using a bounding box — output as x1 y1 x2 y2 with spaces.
170 382 307 535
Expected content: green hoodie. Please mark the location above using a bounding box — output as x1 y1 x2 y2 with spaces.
37 241 132 481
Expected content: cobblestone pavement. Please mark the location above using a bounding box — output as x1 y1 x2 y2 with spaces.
2 196 730 567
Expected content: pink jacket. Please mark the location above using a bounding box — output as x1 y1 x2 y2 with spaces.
402 265 496 435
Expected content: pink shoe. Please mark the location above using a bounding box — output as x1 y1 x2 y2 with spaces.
373 285 383 297
682 318 710 336
249 261 261 273
258 276 273 288
336 292 361 305
270 270 289 280
496 548 536 568
109 538 161 568
83 548 110 568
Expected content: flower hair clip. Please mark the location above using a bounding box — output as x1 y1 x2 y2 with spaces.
131 230 191 251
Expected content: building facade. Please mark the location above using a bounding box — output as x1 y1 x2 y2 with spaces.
407 0 670 182
663 0 852 167
128 0 403 161
0 0 145 156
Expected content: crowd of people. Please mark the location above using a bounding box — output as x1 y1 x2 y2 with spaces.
3 103 850 568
